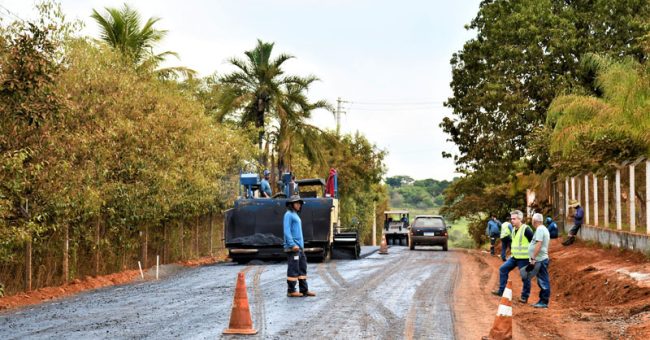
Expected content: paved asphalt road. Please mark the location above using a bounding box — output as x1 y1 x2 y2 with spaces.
0 246 460 339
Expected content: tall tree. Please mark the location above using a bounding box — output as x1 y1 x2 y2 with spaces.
218 39 331 169
441 0 649 174
91 4 195 79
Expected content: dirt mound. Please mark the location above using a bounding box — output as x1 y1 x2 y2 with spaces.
0 270 140 310
454 239 650 339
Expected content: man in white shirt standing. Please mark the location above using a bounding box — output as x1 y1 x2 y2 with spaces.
528 213 551 308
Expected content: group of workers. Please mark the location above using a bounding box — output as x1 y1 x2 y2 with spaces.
487 214 558 261
486 199 584 309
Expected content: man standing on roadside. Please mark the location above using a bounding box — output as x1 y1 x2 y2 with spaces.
499 220 513 262
486 215 501 256
528 213 551 308
283 195 315 298
563 200 583 246
546 216 558 239
492 210 534 303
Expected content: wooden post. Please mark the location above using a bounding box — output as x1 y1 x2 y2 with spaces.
571 177 576 200
616 169 622 230
25 236 32 292
630 164 636 232
593 174 598 227
372 201 377 246
63 224 69 283
647 161 650 234
95 215 101 276
162 221 167 264
604 177 609 228
195 216 200 258
565 177 569 221
180 222 184 259
142 225 149 267
584 175 590 225
209 210 214 257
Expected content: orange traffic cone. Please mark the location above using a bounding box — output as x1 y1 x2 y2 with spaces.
223 272 258 335
486 280 513 340
379 235 388 255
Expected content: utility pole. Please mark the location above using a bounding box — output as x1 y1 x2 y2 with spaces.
336 97 348 136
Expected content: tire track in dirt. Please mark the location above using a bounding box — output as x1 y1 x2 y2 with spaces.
326 261 349 288
317 262 339 289
251 266 267 338
290 255 406 339
404 257 458 339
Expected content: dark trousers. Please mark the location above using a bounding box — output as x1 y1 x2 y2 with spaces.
498 257 531 301
287 250 308 293
535 259 551 304
500 237 511 261
489 235 498 255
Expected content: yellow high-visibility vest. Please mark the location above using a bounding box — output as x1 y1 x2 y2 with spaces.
511 224 531 259
500 222 512 239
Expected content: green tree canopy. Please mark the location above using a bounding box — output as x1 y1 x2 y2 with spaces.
441 0 649 174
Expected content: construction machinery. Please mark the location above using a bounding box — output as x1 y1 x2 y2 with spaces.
224 169 360 263
383 210 410 246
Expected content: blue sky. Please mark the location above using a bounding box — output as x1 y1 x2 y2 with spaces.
1 0 481 180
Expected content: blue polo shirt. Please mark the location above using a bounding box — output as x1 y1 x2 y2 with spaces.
283 210 304 250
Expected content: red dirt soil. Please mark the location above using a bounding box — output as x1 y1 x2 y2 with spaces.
0 254 227 311
454 239 650 339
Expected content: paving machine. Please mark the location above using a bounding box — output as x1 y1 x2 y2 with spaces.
225 169 360 263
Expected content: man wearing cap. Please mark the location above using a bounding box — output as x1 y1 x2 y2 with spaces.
260 170 272 198
527 213 551 308
492 210 534 303
562 199 583 246
283 195 315 297
486 215 501 256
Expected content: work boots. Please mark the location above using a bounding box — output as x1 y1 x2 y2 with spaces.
299 279 316 297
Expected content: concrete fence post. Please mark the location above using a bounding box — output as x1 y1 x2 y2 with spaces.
616 169 622 230
603 176 609 228
647 160 650 234
593 174 598 226
585 175 590 225
630 164 636 233
565 177 569 221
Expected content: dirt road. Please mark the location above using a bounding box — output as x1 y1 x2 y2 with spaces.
0 246 460 339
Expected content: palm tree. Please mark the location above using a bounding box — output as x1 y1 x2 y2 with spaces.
91 4 195 79
218 39 332 170
546 54 649 172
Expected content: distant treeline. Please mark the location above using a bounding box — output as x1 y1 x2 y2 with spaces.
386 176 452 209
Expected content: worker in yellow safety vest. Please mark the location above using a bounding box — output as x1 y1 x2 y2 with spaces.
499 221 513 262
492 210 534 303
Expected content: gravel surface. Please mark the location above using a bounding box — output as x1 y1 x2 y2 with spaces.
0 246 459 339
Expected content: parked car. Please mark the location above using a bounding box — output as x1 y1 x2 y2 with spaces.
408 215 450 251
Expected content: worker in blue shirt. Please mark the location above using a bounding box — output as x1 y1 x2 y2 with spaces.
283 195 315 297
486 215 501 256
260 169 272 198
563 200 583 246
546 217 558 239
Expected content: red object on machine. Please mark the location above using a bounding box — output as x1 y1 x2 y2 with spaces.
325 168 337 197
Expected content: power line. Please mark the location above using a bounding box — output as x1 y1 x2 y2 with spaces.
0 4 25 22
348 100 445 106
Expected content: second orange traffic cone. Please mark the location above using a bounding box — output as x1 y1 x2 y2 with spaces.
223 272 258 335
487 280 513 340
379 235 388 255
